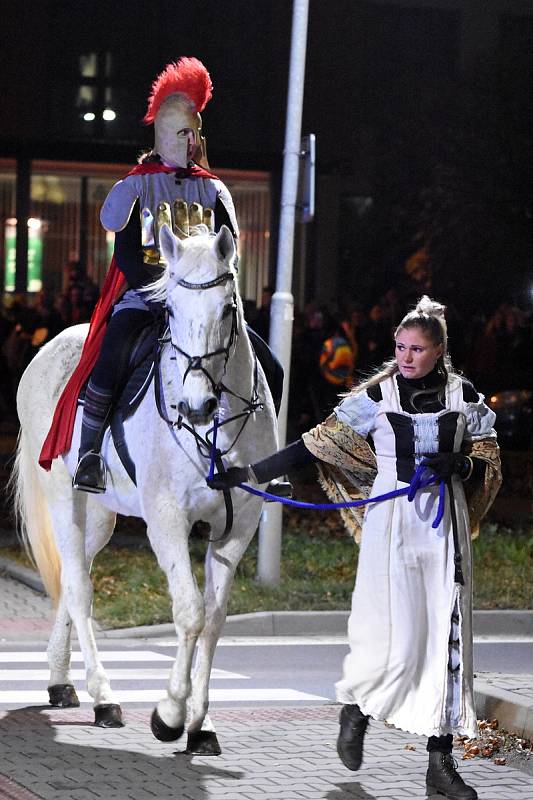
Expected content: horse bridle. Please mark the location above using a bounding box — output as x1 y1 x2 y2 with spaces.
154 267 263 542
167 271 239 395
156 267 263 449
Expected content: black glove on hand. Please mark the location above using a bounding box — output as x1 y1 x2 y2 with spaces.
422 453 471 481
206 466 250 491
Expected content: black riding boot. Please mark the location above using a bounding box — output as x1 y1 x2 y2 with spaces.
72 381 112 494
336 704 369 771
426 752 478 799
72 308 151 494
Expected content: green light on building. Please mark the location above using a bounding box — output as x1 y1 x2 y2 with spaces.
4 218 43 292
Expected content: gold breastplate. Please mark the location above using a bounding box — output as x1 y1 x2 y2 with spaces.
141 200 215 265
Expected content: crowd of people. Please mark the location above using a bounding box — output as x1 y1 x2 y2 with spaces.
1 273 531 434
271 290 533 439
0 261 99 421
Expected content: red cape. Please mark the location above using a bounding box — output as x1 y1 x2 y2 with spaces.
38 161 218 470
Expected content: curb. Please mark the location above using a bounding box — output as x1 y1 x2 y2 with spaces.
475 682 533 740
0 556 45 594
1 555 532 637
98 610 351 639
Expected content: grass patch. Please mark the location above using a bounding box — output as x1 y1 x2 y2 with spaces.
86 530 359 629
472 522 533 609
1 517 531 628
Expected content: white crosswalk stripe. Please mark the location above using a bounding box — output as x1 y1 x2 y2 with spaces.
0 688 326 704
0 649 329 705
0 650 174 662
0 668 247 681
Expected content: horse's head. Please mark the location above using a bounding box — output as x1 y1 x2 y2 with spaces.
158 224 239 426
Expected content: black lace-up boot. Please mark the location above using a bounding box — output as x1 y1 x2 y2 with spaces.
426 752 478 799
336 704 369 771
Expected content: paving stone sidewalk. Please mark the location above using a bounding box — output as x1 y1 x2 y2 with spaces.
0 705 532 800
0 571 532 798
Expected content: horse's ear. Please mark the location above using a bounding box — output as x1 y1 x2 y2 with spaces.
214 225 236 263
159 224 183 275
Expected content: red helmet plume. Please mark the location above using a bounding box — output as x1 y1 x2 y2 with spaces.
144 57 213 124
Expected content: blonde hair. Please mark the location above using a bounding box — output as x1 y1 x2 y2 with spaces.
395 295 447 353
345 296 453 398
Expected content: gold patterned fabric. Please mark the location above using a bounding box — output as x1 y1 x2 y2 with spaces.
462 438 502 538
302 413 502 543
302 414 377 543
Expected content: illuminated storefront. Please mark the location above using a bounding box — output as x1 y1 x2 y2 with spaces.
0 158 271 306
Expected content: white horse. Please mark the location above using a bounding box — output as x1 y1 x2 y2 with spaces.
11 224 278 752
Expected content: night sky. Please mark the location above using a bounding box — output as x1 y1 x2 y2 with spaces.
2 1 533 310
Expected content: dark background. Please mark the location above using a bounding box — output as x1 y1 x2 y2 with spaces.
2 0 533 319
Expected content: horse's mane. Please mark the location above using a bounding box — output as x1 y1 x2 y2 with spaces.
140 226 236 304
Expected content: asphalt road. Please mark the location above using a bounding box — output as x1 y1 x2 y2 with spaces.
0 636 530 710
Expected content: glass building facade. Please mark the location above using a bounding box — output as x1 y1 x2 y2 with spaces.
0 159 271 306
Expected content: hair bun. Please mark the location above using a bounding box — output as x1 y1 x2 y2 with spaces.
415 295 446 319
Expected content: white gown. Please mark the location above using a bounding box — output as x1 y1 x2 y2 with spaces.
334 373 497 738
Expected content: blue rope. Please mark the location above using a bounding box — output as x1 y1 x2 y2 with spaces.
433 477 446 528
239 472 440 511
207 417 447 526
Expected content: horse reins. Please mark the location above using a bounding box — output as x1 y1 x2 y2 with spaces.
154 268 265 542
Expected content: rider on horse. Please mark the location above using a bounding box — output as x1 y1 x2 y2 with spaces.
39 56 282 493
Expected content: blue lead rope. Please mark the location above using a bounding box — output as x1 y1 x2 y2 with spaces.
208 414 447 528
239 472 446 528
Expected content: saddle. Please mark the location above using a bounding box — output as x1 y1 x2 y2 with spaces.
78 317 162 485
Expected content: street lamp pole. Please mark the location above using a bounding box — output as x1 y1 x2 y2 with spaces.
256 0 310 585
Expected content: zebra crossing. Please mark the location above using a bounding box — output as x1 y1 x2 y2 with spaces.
0 647 330 706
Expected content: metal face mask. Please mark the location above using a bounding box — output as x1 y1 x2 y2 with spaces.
153 94 202 168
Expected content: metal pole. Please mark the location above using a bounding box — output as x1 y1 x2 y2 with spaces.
257 0 309 585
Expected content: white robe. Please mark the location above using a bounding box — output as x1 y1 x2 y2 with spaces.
334 373 497 738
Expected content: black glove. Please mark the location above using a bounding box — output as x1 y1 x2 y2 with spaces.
206 466 251 491
421 453 471 481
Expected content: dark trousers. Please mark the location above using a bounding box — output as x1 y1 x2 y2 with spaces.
427 735 453 754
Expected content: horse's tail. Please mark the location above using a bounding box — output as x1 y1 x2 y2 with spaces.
9 429 62 605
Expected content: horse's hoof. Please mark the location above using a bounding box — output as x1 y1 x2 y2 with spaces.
150 708 184 742
94 703 124 728
185 729 222 755
48 683 80 708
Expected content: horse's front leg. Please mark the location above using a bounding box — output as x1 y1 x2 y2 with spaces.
146 506 205 742
186 512 258 755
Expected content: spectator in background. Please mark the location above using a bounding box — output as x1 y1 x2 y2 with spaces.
34 289 64 343
1 297 41 388
252 285 274 342
365 302 391 370
0 304 17 420
469 302 532 393
317 315 355 417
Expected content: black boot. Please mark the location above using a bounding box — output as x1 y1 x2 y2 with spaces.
336 704 369 771
426 752 478 799
72 380 113 494
72 451 107 494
